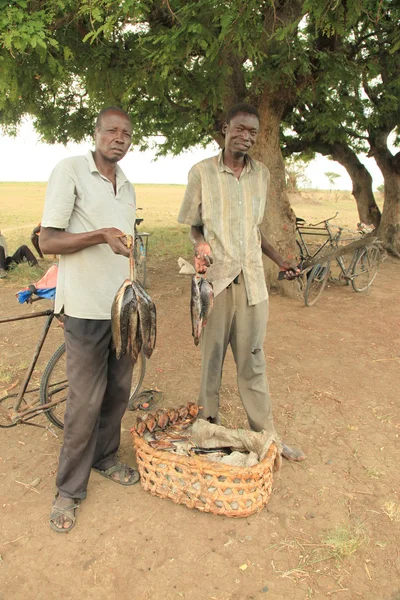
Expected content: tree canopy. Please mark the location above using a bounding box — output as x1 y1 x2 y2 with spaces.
282 0 400 251
1 0 398 260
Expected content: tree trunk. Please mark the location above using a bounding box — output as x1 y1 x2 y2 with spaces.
369 132 400 257
329 143 381 228
253 93 297 292
375 154 400 257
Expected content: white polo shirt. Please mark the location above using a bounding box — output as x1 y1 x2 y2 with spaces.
41 151 136 319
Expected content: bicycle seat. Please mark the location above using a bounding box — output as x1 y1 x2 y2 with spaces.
296 217 306 224
135 218 144 226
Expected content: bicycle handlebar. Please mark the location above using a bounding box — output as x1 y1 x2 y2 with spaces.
307 212 339 227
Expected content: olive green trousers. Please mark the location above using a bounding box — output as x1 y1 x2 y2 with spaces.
198 273 275 434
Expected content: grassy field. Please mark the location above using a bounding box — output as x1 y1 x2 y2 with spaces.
0 181 382 266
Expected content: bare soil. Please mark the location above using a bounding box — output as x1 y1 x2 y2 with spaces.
0 256 399 600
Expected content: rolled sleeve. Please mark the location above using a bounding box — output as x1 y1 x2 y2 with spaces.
41 167 76 229
178 165 203 226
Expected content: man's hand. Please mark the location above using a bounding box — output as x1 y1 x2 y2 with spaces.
194 241 213 274
102 228 131 257
279 261 301 281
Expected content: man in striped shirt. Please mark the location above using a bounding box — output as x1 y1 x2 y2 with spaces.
178 103 305 461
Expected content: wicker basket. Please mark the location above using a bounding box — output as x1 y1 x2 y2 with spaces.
133 432 277 518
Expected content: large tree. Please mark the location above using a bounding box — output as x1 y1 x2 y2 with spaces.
0 0 389 275
282 1 400 255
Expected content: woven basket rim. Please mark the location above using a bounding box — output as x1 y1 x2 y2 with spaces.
132 431 277 474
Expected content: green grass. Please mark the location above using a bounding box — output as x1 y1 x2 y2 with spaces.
382 501 400 523
1 182 369 268
323 525 367 561
2 262 47 287
0 365 15 384
147 226 192 260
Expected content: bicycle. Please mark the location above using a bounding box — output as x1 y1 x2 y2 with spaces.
296 214 383 306
0 223 150 429
133 222 150 289
0 297 146 429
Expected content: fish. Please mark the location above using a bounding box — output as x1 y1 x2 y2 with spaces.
187 402 200 418
178 405 189 420
120 284 135 356
127 288 141 365
145 414 157 432
191 275 203 346
132 281 153 358
137 283 157 357
111 279 131 359
199 279 214 326
168 409 179 424
111 242 157 364
155 409 169 430
149 440 175 450
135 414 148 436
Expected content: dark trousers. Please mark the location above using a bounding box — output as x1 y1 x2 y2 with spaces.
56 317 133 500
0 245 38 270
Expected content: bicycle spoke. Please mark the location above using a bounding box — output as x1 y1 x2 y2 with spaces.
304 261 330 306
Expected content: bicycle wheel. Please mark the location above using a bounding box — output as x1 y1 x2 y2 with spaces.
129 349 146 404
40 344 146 429
304 261 331 307
40 343 68 429
351 245 380 293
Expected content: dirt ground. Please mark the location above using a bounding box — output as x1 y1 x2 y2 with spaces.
0 255 399 600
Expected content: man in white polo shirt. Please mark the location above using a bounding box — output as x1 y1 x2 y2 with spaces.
40 107 139 533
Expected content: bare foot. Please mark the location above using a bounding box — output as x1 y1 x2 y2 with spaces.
281 443 306 461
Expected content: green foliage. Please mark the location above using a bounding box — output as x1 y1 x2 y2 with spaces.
325 171 340 187
285 156 312 190
1 0 384 154
283 1 400 162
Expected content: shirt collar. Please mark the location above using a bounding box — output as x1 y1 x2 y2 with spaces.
217 149 260 174
86 150 128 185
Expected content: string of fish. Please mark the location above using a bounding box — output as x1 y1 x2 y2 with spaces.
111 234 156 364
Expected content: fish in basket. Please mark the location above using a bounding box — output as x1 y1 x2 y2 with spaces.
132 404 279 518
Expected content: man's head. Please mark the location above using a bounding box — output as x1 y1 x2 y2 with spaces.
94 107 133 163
222 103 260 157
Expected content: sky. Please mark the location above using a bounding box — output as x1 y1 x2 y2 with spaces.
0 119 385 190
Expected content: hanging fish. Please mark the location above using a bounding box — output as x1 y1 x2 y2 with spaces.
190 275 214 346
111 234 157 364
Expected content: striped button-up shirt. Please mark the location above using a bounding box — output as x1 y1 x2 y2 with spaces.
178 150 269 306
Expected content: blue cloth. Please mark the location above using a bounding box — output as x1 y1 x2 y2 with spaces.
17 287 56 304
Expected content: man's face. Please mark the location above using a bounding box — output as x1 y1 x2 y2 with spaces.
223 112 259 156
94 111 133 163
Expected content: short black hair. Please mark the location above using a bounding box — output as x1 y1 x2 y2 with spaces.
226 103 260 123
95 107 131 129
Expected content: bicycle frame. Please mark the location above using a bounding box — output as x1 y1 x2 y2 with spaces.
297 225 335 261
134 231 150 288
335 249 358 281
0 306 61 426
